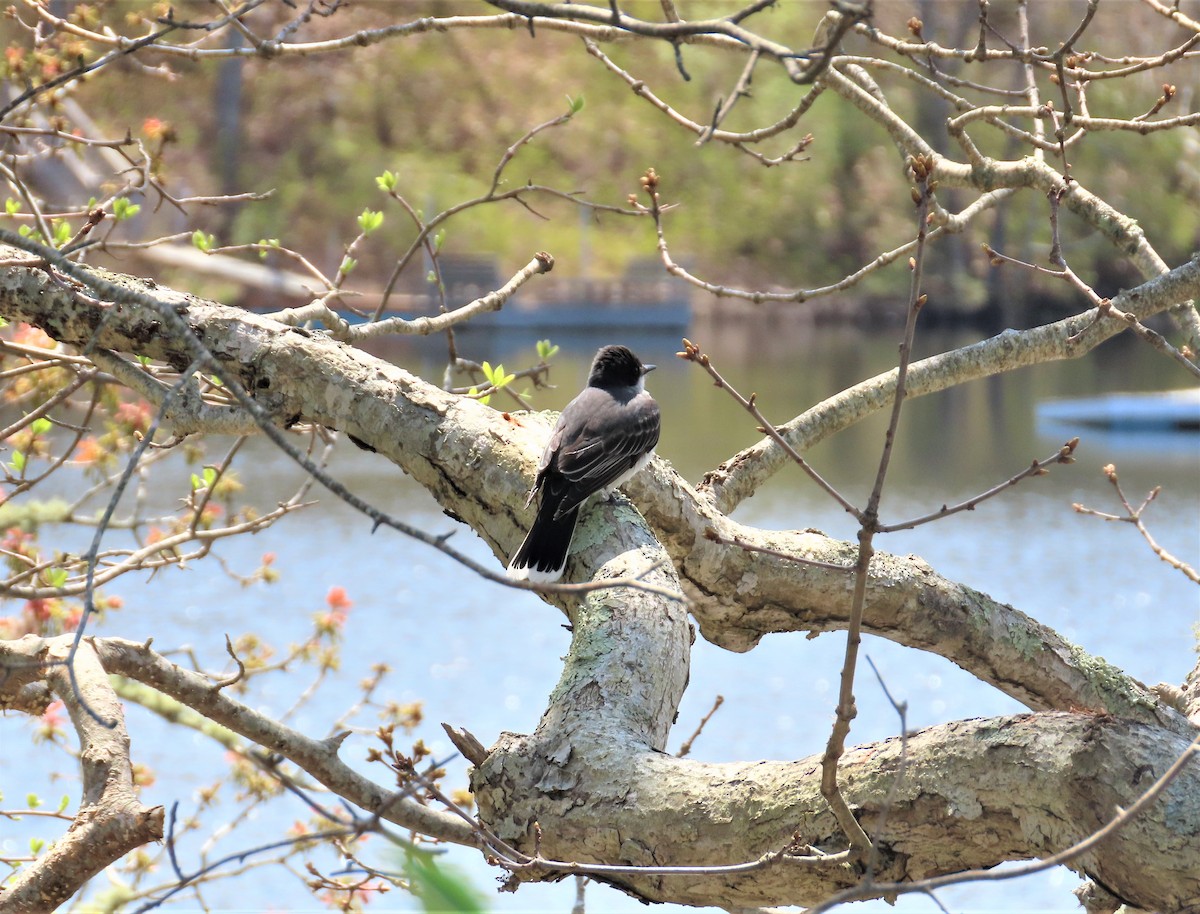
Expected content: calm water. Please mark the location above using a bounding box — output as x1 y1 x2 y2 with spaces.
3 323 1197 913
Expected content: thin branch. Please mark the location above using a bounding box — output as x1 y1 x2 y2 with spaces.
676 337 862 522
1073 465 1200 585
676 694 724 758
878 439 1080 533
348 253 555 341
702 528 856 573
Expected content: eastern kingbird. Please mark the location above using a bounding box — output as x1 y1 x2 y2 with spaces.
508 345 661 583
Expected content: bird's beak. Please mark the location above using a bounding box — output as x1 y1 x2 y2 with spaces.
643 363 657 374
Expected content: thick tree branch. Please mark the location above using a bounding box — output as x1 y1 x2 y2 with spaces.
699 252 1200 515
628 470 1187 735
0 636 163 914
1 247 1196 910
0 245 1182 731
476 686 1200 910
89 637 478 847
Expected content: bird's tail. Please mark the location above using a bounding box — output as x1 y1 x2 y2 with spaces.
507 501 580 583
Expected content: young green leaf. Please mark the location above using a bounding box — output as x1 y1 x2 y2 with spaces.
192 230 215 253
566 94 585 114
433 228 446 252
10 451 26 473
53 220 72 246
339 256 357 275
112 197 141 221
31 417 52 436
4 198 19 215
357 209 384 235
376 170 398 192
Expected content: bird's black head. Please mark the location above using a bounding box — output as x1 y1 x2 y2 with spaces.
588 345 655 389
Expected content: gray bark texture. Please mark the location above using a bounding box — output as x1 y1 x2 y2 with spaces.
1 246 1198 911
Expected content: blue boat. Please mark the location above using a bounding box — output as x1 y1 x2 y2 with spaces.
1036 389 1200 431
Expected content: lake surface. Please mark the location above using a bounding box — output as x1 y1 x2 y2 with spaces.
3 322 1197 913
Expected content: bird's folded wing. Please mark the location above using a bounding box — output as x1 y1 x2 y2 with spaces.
554 398 660 515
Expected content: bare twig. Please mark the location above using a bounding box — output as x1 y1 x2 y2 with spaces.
675 336 861 522
878 439 1080 533
1074 465 1200 585
676 694 724 758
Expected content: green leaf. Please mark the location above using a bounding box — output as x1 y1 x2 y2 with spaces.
57 794 70 813
339 256 357 275
191 230 214 253
44 567 68 588
566 94 585 114
136 355 151 367
425 269 437 284
536 339 560 361
27 793 41 809
433 229 446 252
357 209 384 235
4 198 19 215
31 417 52 436
191 467 217 491
53 220 72 246
10 450 26 473
375 170 398 192
111 197 140 221
405 850 485 914
29 837 44 854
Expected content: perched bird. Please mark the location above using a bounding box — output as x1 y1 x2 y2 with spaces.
507 345 661 583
